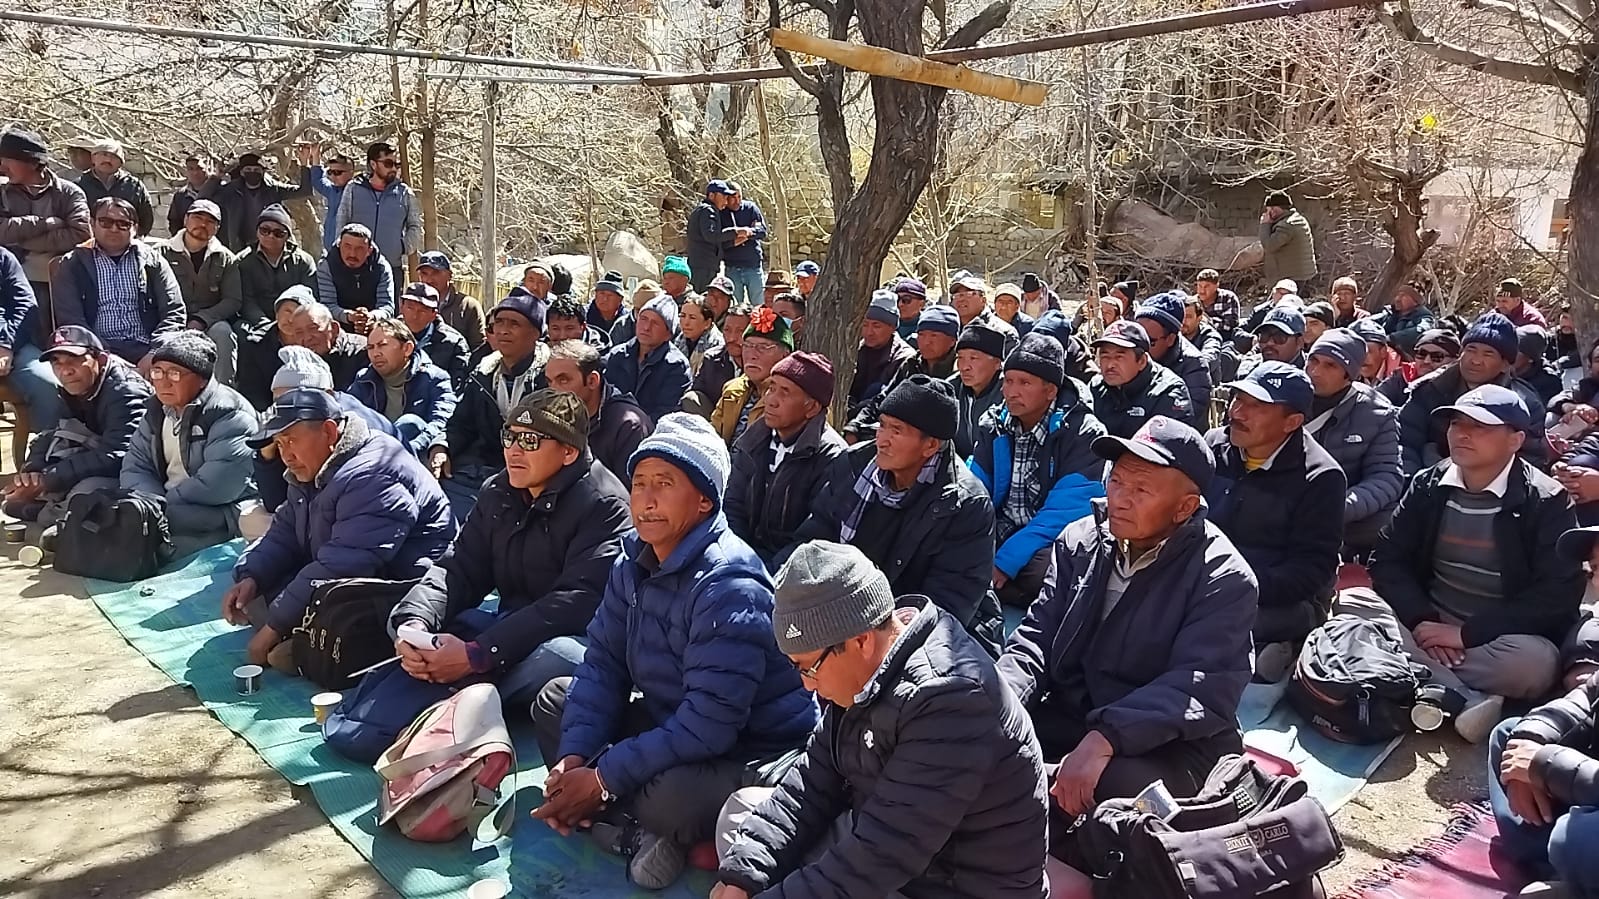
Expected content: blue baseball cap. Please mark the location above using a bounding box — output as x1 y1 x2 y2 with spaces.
418 251 451 271
707 179 731 195
249 388 342 448
1091 415 1216 493
1254 304 1306 337
795 260 820 277
1226 361 1314 415
1092 319 1152 353
1434 384 1531 432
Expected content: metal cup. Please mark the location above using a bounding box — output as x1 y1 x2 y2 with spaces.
233 664 263 695
4 522 26 544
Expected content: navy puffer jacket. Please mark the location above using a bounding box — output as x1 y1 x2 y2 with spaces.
557 514 820 797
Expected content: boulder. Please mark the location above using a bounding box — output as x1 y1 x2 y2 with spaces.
601 231 660 285
1106 200 1263 271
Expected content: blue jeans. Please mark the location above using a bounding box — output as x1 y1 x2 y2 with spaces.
725 265 764 308
8 339 63 431
1490 719 1599 895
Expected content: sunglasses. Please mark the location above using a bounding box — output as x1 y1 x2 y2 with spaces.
1413 349 1454 362
257 226 290 239
328 169 352 177
500 428 547 452
95 218 134 231
374 159 399 169
793 644 836 681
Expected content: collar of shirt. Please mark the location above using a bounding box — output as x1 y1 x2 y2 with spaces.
1243 435 1291 471
1439 456 1516 497
769 429 799 472
1114 536 1168 580
853 607 916 705
1006 412 1050 444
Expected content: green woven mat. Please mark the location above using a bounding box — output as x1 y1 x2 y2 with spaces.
85 541 712 898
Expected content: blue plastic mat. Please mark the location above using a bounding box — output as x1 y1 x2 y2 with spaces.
84 541 712 899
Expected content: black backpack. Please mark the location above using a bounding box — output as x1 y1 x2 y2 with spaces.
1287 614 1428 744
290 578 418 690
1070 755 1342 899
54 488 173 582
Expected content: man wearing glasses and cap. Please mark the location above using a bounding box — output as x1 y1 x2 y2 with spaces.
1357 385 1583 743
998 415 1258 862
224 387 455 668
335 141 422 272
51 197 186 363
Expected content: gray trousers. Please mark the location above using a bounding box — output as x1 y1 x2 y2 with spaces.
1333 587 1561 701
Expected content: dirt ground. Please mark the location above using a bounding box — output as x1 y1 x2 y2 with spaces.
0 420 1485 898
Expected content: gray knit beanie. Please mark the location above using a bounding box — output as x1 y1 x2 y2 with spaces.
151 330 217 380
773 541 895 655
272 345 334 392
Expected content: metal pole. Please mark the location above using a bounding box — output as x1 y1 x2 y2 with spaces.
0 9 675 79
480 82 498 296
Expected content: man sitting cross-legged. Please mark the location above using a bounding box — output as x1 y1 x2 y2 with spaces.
344 317 457 458
381 390 631 710
121 331 259 556
222 388 456 668
1350 384 1585 743
712 540 1049 899
531 413 819 891
1 326 151 524
998 415 1258 863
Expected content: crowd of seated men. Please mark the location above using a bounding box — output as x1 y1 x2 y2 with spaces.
9 134 1599 895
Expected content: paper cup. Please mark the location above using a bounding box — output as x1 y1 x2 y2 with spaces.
17 545 45 567
466 881 509 899
311 691 343 725
233 664 264 695
4 522 26 544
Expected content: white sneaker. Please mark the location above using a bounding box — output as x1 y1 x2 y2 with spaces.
1454 693 1505 744
1519 881 1571 897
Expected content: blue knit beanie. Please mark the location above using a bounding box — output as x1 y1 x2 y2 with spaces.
628 412 731 508
915 304 961 339
1134 291 1187 337
1463 311 1518 362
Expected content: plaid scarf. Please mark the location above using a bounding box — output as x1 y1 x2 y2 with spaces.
840 450 943 542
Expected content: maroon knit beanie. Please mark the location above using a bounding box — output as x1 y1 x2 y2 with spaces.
770 351 835 407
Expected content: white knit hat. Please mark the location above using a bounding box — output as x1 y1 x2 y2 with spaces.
272 345 333 392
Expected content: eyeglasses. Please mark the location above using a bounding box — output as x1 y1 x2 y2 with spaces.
257 226 290 239
793 645 836 681
148 366 187 381
500 428 546 452
328 169 352 178
1413 349 1453 362
95 218 134 231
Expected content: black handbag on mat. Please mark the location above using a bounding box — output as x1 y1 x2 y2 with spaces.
1070 754 1342 899
54 488 173 582
290 578 418 689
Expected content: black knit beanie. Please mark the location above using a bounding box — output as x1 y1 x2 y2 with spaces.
878 374 958 441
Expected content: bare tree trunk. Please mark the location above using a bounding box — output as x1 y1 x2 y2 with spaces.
1570 69 1599 352
754 83 792 272
1358 155 1444 309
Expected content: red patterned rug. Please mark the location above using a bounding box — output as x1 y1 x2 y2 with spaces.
1335 802 1534 899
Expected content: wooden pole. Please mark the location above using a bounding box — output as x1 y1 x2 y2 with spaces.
479 81 498 295
770 28 1048 105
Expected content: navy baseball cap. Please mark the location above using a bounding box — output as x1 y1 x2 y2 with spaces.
1092 319 1152 353
1433 384 1531 432
491 289 547 333
402 282 440 309
795 260 820 277
1226 361 1314 415
1092 415 1216 493
41 325 105 359
707 179 731 195
249 388 342 448
418 251 451 271
1255 305 1306 337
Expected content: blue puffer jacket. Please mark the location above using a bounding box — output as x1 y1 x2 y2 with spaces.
604 338 692 423
235 416 456 632
344 352 459 457
558 514 820 798
969 378 1107 577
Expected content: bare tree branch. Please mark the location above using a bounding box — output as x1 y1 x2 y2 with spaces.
1461 0 1576 42
1378 0 1582 92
